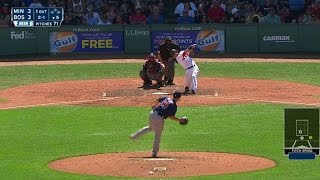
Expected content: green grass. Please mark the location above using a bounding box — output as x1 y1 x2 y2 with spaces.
0 104 319 179
0 97 6 102
0 61 319 179
0 62 319 89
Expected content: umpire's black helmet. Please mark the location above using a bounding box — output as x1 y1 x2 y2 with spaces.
173 91 182 99
170 49 178 56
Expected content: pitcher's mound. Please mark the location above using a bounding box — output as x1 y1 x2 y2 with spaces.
48 152 275 178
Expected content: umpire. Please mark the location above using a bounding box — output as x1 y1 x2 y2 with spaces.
158 37 180 86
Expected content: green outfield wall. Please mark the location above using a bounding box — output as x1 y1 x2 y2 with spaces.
0 24 320 56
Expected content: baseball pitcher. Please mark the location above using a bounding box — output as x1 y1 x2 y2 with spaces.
130 91 188 158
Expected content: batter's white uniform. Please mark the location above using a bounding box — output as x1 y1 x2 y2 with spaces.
175 50 199 93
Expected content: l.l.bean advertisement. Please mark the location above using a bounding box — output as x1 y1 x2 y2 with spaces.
50 31 124 53
151 30 225 52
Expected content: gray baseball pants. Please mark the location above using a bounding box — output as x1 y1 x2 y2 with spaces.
131 111 164 155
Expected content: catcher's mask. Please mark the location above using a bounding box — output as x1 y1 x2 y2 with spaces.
148 53 156 60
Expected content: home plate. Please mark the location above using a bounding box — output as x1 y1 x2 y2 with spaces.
152 92 170 95
144 158 174 161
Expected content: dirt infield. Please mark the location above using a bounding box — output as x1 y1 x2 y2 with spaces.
0 59 319 178
48 152 275 178
0 77 319 110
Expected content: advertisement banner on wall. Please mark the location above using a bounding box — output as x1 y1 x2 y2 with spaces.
50 32 124 53
151 29 225 52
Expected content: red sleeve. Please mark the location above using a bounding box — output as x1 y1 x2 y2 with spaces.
207 8 213 20
219 8 225 21
142 15 147 21
182 51 188 58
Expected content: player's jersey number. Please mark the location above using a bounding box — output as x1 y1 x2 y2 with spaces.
159 99 170 109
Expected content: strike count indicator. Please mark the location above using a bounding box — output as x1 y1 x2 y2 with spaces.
11 7 64 27
284 108 320 159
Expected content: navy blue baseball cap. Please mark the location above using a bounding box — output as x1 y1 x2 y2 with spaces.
173 91 182 98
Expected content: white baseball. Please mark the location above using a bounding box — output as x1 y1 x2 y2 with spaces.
149 171 154 175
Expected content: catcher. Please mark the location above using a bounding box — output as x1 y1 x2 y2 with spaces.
139 53 165 88
130 91 188 158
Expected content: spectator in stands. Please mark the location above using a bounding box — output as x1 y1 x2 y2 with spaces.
29 0 43 8
84 7 102 25
158 1 166 15
129 7 147 24
119 3 133 23
225 3 234 23
139 0 151 16
101 2 110 14
195 2 207 23
174 0 197 17
118 0 134 10
107 4 118 23
245 7 262 23
299 6 316 24
113 14 127 24
63 8 78 25
147 5 165 24
80 16 88 25
4 15 11 27
0 4 10 19
0 14 9 27
218 0 227 11
230 8 245 23
183 2 196 17
57 0 67 10
229 0 239 9
277 0 290 10
258 0 274 16
199 14 209 23
278 6 291 23
207 0 225 23
239 2 251 18
177 9 195 23
74 5 84 21
261 6 281 23
201 0 212 10
312 2 320 18
86 0 105 13
71 0 85 13
98 14 112 25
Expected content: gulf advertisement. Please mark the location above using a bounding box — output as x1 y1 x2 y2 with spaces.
151 29 225 52
50 32 124 53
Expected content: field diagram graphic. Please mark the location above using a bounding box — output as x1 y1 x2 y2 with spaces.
292 120 312 149
284 109 319 155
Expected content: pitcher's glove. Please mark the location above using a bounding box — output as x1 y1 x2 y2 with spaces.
179 116 188 125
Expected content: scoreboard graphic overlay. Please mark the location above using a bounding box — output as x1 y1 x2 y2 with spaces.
284 108 319 159
11 7 64 27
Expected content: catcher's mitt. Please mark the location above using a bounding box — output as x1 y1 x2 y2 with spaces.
179 116 188 125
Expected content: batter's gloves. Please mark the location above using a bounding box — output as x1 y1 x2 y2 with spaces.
179 116 188 125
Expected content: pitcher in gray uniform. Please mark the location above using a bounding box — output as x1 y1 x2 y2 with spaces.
130 91 183 158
